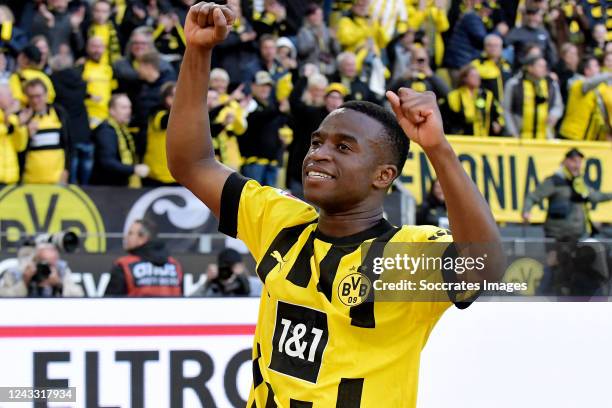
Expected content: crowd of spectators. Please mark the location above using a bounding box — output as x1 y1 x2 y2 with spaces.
0 0 610 193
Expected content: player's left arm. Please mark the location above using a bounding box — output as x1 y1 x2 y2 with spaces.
387 88 504 282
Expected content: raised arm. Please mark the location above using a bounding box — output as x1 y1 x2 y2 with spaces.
387 88 503 280
167 2 236 219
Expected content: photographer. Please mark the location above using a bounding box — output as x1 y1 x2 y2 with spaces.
0 242 83 297
193 249 251 297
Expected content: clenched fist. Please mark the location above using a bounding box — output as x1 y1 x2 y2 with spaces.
386 88 446 151
185 2 235 50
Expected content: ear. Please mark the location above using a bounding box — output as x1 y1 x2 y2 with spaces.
373 164 398 190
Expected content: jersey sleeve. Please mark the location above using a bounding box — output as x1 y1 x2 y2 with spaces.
397 225 479 316
421 226 481 310
218 173 319 262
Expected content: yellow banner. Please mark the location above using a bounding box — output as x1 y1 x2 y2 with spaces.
402 137 612 223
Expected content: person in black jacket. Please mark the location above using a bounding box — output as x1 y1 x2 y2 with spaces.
286 69 346 197
50 54 92 185
113 28 177 153
443 3 490 73
192 248 251 297
416 179 449 229
387 46 449 101
329 51 378 104
506 5 558 70
105 219 183 297
211 0 258 89
238 71 288 187
90 94 149 186
553 43 579 105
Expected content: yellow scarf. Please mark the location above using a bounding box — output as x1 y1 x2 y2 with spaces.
108 118 141 188
562 166 592 235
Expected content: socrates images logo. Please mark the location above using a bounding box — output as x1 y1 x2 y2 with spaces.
0 185 106 252
337 271 372 307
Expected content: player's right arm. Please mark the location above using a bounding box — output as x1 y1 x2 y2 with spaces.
167 2 235 219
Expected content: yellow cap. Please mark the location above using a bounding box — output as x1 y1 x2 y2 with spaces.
325 82 348 97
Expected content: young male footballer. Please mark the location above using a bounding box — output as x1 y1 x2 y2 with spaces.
167 2 501 406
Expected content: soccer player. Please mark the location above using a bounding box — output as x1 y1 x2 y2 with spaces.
167 3 501 407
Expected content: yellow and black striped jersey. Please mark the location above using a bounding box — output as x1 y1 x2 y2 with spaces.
23 105 69 184
219 173 465 408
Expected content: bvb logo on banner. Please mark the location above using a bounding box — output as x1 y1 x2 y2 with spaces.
0 185 106 252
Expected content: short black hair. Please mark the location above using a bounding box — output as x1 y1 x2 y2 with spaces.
21 44 42 65
565 147 584 159
340 100 409 174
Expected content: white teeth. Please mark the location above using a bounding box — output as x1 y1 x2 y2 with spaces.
308 171 332 179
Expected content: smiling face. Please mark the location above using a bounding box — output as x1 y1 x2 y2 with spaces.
302 108 398 213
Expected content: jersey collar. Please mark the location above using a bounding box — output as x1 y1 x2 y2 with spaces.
313 219 394 245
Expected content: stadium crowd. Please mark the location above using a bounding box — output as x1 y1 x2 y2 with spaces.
0 0 610 192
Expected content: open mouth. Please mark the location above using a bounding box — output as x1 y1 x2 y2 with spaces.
306 171 334 180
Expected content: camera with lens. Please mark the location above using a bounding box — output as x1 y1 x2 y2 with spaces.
31 261 52 284
218 265 234 281
34 231 80 253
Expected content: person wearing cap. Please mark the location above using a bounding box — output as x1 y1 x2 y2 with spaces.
275 36 297 101
192 248 251 297
443 1 491 77
238 70 289 187
522 148 612 241
286 69 347 197
503 55 563 139
8 45 56 107
506 3 558 69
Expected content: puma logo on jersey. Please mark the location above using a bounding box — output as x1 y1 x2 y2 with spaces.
271 250 287 270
